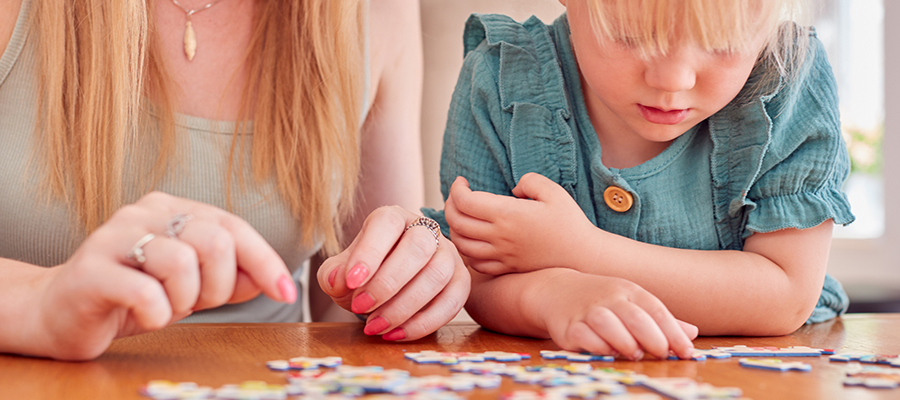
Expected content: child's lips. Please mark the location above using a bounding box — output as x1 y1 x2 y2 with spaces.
638 104 689 125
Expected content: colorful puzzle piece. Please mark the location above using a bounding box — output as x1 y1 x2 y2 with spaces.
266 356 342 371
140 380 213 400
738 358 812 372
404 351 530 365
449 361 511 375
540 350 615 362
833 354 900 368
215 380 287 400
844 365 900 389
391 373 501 394
712 345 833 357
585 367 649 386
640 377 742 400
543 381 627 397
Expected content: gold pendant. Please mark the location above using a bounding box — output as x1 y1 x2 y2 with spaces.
183 20 197 61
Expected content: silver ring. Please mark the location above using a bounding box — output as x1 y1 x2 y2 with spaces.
404 216 441 248
165 213 193 239
126 233 157 265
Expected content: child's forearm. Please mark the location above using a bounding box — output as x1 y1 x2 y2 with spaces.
567 222 834 336
465 267 561 339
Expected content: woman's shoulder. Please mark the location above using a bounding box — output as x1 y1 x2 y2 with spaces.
0 0 25 58
366 0 421 90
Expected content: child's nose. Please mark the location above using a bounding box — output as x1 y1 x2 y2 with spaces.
643 52 697 93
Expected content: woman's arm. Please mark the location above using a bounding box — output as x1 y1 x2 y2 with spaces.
316 0 471 340
0 193 295 360
344 0 424 237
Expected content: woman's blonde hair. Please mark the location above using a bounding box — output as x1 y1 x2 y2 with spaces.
33 0 363 254
585 0 811 94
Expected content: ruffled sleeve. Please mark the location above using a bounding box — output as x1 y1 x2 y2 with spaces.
708 31 854 323
708 32 855 250
422 13 576 237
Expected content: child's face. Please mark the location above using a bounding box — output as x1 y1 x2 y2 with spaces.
563 0 769 151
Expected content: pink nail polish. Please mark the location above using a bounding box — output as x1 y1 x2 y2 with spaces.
346 263 369 289
382 327 406 341
364 316 390 335
327 268 338 287
351 292 375 314
277 275 297 303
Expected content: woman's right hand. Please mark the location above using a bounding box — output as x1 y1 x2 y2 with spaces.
31 192 295 361
535 269 698 361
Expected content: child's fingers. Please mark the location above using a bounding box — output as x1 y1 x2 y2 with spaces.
445 193 495 241
449 176 509 222
511 172 567 202
608 301 672 360
678 320 700 340
446 229 497 261
582 306 644 360
559 321 616 356
627 294 695 359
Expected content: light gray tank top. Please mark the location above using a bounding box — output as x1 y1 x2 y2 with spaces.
0 0 369 322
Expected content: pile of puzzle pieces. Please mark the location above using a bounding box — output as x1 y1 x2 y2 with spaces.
139 346 900 399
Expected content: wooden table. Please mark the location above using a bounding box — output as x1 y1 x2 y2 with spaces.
2 313 899 399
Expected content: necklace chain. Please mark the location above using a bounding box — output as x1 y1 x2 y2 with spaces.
170 0 227 20
169 0 229 61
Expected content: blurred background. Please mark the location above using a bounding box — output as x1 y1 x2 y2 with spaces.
418 0 898 318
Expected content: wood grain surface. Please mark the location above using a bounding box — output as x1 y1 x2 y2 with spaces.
1 314 899 399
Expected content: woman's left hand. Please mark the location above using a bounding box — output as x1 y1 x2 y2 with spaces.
317 206 470 341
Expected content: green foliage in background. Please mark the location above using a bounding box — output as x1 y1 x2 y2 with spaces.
843 125 883 175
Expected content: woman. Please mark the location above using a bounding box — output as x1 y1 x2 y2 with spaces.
0 0 468 360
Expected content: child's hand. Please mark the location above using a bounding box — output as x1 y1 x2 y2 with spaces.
445 173 596 275
535 269 698 360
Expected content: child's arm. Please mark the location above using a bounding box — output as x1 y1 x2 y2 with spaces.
464 263 698 360
447 172 832 336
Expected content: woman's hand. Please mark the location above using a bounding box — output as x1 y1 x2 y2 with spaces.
445 173 597 275
317 206 470 341
534 269 698 360
32 192 294 361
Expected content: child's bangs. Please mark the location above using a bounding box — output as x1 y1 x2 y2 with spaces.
587 0 782 58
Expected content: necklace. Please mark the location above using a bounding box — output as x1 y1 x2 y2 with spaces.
169 0 229 61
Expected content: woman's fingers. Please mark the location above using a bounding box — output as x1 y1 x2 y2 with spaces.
137 235 201 315
341 206 411 291
369 254 471 341
349 222 442 314
133 192 294 305
173 220 238 310
360 239 466 337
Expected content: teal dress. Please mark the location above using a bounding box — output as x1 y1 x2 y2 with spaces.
423 13 855 323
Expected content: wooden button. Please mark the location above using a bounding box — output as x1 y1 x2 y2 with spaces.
603 186 633 212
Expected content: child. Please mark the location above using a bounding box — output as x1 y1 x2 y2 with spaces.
423 0 854 361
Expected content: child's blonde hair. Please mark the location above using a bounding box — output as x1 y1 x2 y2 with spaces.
33 0 363 255
585 0 811 96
